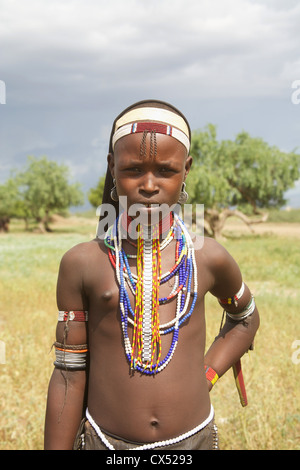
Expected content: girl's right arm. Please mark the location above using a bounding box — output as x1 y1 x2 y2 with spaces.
44 245 89 450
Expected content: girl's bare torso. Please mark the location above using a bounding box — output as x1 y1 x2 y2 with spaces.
81 236 212 443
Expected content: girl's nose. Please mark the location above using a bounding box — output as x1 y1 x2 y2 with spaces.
140 173 159 195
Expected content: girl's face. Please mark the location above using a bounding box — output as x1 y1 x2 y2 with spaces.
108 132 192 219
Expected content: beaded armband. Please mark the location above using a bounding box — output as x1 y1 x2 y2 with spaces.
58 310 88 322
225 296 256 322
54 341 88 371
205 365 219 386
218 282 255 321
218 282 245 307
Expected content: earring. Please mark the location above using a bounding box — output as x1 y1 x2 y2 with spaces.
178 182 189 204
110 178 119 202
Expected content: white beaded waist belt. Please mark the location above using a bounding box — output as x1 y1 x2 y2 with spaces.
85 405 214 451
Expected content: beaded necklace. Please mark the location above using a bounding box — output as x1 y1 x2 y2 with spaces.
104 212 198 375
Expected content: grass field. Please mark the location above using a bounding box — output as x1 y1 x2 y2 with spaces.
0 214 299 450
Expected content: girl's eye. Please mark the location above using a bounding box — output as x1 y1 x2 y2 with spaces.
160 167 174 173
125 167 141 172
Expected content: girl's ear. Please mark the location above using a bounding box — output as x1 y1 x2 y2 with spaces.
107 153 115 178
184 155 193 179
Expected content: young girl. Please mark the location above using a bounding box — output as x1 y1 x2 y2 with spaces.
44 99 259 450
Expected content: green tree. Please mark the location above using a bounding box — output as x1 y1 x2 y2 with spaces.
0 178 20 217
88 175 106 208
15 156 84 231
0 178 21 231
187 125 300 238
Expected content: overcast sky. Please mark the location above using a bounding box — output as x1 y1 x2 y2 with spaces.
1 0 300 208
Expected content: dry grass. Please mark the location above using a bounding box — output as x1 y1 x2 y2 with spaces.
0 216 299 450
206 229 300 450
0 230 90 450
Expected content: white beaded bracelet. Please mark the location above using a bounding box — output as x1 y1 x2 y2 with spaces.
226 296 256 321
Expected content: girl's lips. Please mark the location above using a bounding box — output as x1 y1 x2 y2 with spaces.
132 202 161 210
139 204 159 211
126 203 173 219
130 203 164 219
135 202 160 206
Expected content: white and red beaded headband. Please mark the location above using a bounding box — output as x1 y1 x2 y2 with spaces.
112 107 191 153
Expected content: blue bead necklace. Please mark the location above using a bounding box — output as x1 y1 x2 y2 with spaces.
105 212 198 374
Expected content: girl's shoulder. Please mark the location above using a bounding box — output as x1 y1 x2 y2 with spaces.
59 238 107 270
192 234 235 271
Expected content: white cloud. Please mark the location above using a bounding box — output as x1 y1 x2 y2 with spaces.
1 0 300 206
1 0 300 106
